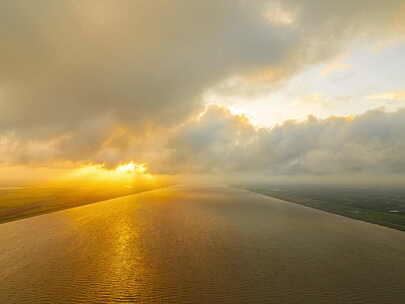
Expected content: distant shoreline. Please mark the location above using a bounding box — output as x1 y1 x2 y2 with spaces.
0 186 170 225
242 186 405 232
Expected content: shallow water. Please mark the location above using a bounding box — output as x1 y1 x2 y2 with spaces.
1 185 404 303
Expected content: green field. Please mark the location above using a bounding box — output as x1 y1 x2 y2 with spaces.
0 180 166 224
238 183 405 232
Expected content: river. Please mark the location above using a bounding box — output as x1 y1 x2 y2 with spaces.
1 185 404 303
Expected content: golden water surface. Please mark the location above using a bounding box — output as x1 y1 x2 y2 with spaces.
0 185 404 303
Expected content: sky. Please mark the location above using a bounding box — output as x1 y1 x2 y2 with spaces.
1 0 405 181
206 41 405 126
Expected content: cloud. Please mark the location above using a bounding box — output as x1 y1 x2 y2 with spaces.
165 106 405 175
0 0 296 164
163 106 257 173
0 0 404 170
321 62 351 76
263 3 295 27
367 90 405 101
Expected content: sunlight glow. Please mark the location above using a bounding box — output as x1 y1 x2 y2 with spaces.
116 162 135 173
116 162 147 174
63 162 153 183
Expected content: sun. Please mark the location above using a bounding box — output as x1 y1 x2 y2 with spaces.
116 162 136 173
115 162 147 174
62 161 151 183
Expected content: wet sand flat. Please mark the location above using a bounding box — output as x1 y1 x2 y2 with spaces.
1 185 404 303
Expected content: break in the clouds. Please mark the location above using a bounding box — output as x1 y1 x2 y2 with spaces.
1 0 405 174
